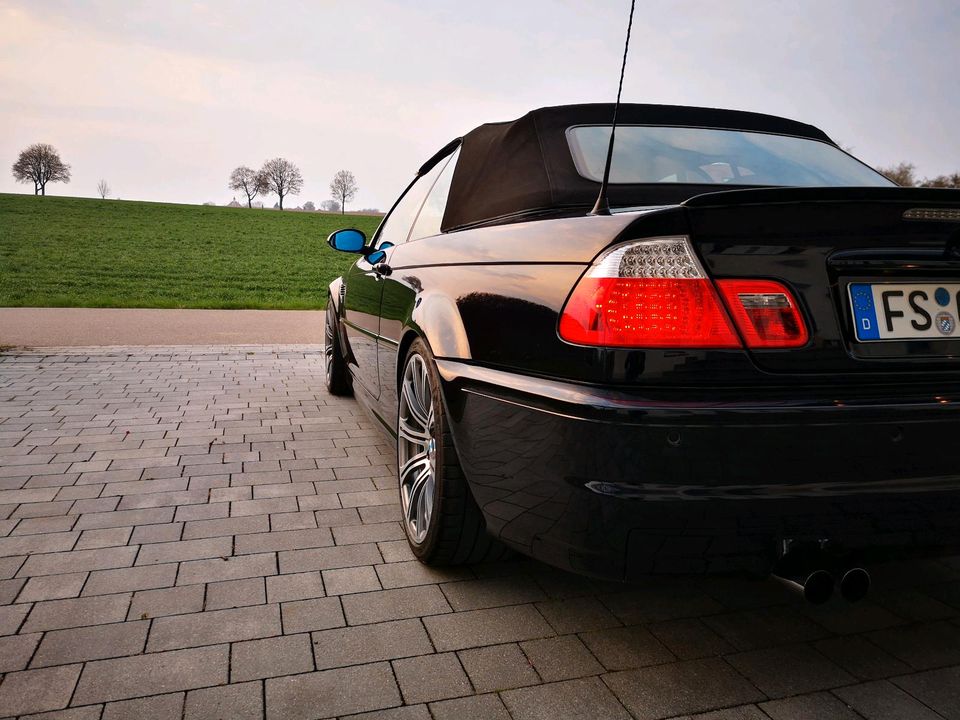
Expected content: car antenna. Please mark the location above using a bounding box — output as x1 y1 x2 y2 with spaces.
590 0 636 216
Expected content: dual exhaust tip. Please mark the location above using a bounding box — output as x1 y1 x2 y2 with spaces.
775 566 871 605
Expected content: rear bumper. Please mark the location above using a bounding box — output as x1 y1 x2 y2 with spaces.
436 360 960 580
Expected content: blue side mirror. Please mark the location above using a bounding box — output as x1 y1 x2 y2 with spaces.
327 229 366 253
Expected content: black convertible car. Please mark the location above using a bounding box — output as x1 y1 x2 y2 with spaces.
325 103 960 598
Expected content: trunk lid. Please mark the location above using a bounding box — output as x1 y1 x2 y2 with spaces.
683 187 960 375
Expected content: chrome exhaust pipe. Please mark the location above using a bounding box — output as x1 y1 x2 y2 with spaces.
773 568 835 605
839 567 870 602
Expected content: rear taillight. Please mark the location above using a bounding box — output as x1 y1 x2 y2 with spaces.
716 279 808 348
558 237 810 349
558 237 741 348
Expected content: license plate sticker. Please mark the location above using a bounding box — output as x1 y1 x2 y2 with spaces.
849 283 960 342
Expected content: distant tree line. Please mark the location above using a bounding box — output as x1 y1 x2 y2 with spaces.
228 160 359 213
877 163 960 188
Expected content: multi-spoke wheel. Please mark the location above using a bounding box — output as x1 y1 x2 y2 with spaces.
324 300 352 396
397 338 507 564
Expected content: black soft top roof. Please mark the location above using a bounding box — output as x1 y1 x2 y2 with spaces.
439 103 833 232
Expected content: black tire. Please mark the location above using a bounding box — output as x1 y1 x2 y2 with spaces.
399 338 507 565
324 300 353 396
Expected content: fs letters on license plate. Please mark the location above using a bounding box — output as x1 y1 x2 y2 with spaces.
849 283 960 342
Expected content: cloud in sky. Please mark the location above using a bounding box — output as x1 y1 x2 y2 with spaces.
1 0 957 209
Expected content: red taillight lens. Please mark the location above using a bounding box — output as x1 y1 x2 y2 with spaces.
716 279 809 348
558 237 741 348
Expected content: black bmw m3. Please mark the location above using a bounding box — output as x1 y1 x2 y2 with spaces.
325 103 960 598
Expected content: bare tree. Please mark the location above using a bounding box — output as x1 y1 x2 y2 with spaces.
302 201 316 211
921 173 960 189
320 199 341 212
877 162 916 187
259 158 303 210
96 179 110 199
329 170 358 214
12 143 71 195
229 166 268 208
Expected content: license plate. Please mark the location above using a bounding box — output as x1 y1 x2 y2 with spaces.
849 282 960 341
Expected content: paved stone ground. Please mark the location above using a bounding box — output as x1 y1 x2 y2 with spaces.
1 345 959 720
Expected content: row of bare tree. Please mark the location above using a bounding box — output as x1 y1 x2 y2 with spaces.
229 160 359 212
876 163 960 188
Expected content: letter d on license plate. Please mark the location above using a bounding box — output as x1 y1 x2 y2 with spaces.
849 282 960 342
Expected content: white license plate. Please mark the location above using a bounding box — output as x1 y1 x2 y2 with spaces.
849 282 960 341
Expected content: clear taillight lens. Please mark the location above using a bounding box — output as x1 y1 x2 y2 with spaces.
558 237 741 348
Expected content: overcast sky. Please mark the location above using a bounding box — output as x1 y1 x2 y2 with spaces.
1 0 958 209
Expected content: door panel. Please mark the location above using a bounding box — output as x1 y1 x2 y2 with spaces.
342 257 384 398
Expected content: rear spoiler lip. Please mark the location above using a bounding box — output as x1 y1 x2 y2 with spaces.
683 186 960 209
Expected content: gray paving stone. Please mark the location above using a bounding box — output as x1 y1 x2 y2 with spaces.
375 560 473 589
136 536 232 565
814 634 911 680
727 644 854 698
579 625 675 671
0 663 82 717
279 543 382 573
266 571 324 603
342 585 451 625
501 677 631 720
23 593 131 632
205 576 266 609
459 642 540 692
332 522 405 546
83 563 177 595
603 657 766 720
393 652 472 704
17 545 139 577
521 635 605 682
32 619 148 667
893 665 960 720
232 633 315 681
185 681 263 720
128 584 205 619
19 704 103 720
429 694 512 720
72 644 228 704
74 507 174 530
761 692 863 720
0 531 79 558
272 663 399 720
441 576 547 611
101 691 184 720
0 601 30 634
281 596 345 633
312 618 433 669
648 618 735 661
868 620 960 670
833 679 944 720
323 565 382 596
18 572 88 602
181 514 269 540
342 706 431 720
235 526 333 554
130 522 183 544
176 552 277 585
424 604 555 652
0 631 41 672
147 603 281 651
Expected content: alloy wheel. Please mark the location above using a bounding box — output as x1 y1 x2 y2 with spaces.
398 353 437 544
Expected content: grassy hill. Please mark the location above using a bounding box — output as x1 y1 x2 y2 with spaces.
0 193 383 309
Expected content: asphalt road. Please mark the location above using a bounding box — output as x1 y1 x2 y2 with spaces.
0 308 324 346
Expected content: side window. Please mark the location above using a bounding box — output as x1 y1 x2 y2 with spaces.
375 154 451 249
409 148 460 241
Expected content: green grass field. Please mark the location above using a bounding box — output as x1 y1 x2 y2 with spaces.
0 193 383 309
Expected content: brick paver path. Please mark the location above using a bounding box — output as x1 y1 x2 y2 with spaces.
1 346 958 719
